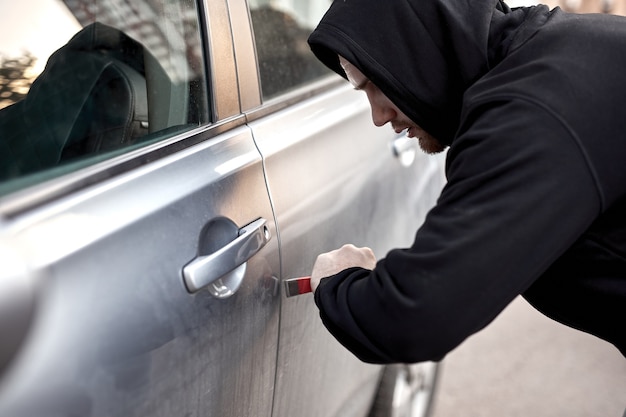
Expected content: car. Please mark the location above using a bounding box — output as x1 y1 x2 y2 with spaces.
0 0 447 416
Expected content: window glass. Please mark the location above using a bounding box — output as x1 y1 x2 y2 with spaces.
249 0 332 99
0 0 208 195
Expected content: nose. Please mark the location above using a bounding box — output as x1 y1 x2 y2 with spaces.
371 106 395 127
368 97 397 127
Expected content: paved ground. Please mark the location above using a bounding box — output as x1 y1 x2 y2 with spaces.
430 297 626 417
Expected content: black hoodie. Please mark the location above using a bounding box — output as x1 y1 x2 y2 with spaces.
308 0 626 363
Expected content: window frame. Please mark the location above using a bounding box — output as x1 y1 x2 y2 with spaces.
228 0 344 122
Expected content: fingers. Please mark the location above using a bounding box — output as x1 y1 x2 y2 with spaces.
334 244 376 269
310 244 376 292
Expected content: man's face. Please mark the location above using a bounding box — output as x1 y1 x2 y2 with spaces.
339 56 445 154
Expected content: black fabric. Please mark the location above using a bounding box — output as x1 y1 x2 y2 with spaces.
524 195 626 357
310 0 626 363
0 23 148 180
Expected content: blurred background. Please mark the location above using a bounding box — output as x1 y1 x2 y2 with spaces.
513 0 626 13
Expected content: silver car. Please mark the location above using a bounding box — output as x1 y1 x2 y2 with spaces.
0 0 446 416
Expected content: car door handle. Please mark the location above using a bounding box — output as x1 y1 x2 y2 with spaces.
183 218 271 294
391 136 418 166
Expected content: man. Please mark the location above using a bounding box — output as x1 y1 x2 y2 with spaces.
307 0 626 364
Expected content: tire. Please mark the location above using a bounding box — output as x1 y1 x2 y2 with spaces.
368 362 440 417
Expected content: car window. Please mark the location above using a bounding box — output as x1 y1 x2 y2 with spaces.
249 0 332 100
0 0 208 195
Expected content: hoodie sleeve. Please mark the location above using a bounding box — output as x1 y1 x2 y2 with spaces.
314 98 603 364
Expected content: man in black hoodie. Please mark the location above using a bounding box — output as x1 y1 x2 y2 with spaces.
307 0 626 365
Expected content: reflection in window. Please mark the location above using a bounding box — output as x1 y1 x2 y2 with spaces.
0 53 37 109
0 0 208 191
249 0 332 99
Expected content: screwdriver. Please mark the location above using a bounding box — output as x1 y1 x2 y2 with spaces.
284 276 312 297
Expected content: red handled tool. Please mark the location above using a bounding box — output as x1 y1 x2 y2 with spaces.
284 276 312 297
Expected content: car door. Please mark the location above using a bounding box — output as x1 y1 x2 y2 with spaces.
0 1 280 417
232 0 448 416
260 90 446 417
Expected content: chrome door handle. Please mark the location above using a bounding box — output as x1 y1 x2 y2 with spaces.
183 218 271 295
391 136 418 166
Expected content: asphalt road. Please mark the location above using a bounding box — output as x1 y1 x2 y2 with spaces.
430 296 626 417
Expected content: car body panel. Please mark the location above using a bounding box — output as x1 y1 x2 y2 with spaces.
0 121 281 417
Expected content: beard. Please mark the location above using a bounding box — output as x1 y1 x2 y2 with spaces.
418 136 447 154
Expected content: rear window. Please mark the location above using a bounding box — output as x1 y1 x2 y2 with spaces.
249 0 332 100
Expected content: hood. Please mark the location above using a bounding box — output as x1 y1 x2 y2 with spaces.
308 0 546 145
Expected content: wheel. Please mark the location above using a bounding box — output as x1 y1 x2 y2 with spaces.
368 362 440 417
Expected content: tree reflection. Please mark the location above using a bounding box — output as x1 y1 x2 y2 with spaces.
0 52 37 110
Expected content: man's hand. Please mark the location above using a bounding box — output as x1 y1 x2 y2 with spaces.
310 244 376 292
